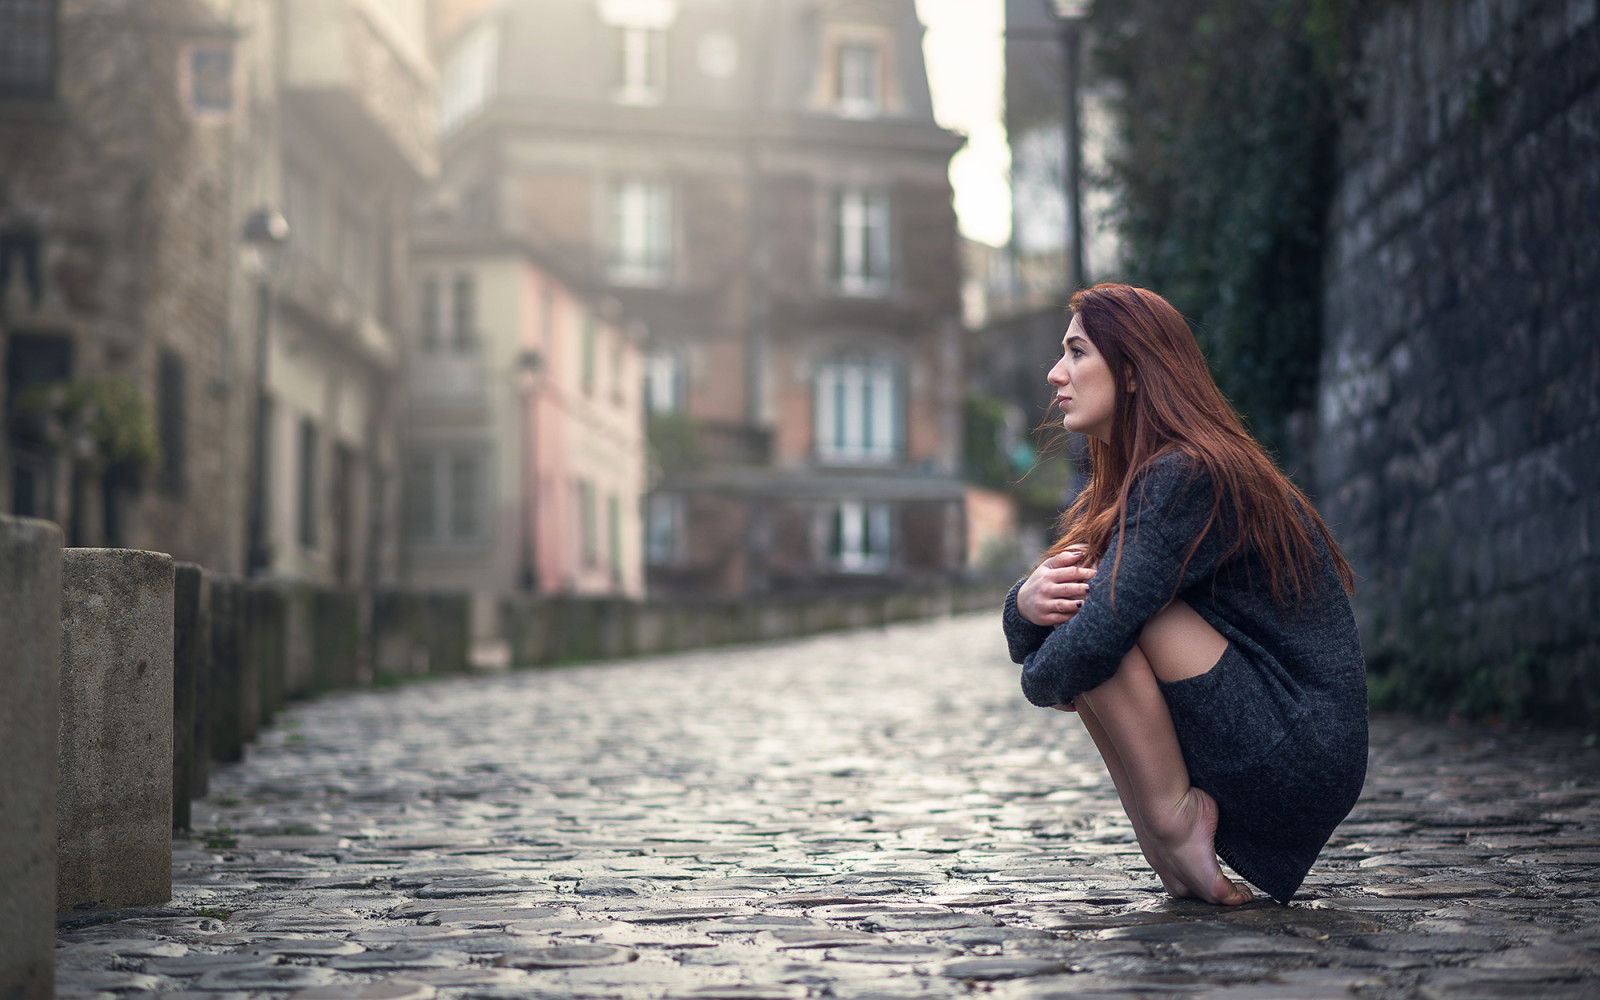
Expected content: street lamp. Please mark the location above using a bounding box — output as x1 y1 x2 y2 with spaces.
515 347 544 591
242 206 289 577
1051 0 1091 294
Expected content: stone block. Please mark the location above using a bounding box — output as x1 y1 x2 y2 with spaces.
552 597 600 663
0 516 62 1000
424 591 471 675
172 563 208 833
207 578 253 762
311 588 361 693
245 585 288 725
281 582 314 699
594 599 634 659
631 603 672 657
57 548 174 913
372 587 427 680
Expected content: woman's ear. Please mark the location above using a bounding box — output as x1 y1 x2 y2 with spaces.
1125 369 1138 393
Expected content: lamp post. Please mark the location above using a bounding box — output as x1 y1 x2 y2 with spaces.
1051 0 1091 294
242 207 289 578
515 347 545 591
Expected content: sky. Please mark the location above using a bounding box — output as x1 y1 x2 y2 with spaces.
915 0 1010 248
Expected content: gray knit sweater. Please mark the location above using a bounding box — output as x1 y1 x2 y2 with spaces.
1004 452 1364 715
1002 452 1368 903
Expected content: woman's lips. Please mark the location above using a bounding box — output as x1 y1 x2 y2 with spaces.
1057 396 1072 409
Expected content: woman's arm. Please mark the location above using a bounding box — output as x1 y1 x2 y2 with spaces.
1003 550 1097 663
1019 458 1225 708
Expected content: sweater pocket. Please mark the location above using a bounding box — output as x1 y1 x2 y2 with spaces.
1157 643 1308 785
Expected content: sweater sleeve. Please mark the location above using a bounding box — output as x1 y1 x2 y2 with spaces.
1019 456 1224 708
1002 577 1056 664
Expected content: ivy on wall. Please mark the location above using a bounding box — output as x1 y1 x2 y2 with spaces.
1087 0 1368 454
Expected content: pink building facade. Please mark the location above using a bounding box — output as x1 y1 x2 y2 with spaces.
406 230 646 609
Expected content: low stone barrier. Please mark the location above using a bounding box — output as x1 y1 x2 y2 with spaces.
57 548 174 913
499 582 1011 669
172 563 207 833
245 584 287 729
424 591 472 675
372 587 427 681
1 516 62 1000
311 588 361 693
207 578 252 762
281 582 314 700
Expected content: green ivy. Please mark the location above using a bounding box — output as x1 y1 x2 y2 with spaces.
1088 0 1371 453
11 376 162 482
646 412 702 475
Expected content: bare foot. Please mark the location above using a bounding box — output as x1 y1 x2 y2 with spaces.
1149 788 1251 905
1131 826 1193 897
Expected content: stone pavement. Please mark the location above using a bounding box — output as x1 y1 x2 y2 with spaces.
55 613 1600 1000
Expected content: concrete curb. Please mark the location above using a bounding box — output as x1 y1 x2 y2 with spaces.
0 516 63 1000
57 547 175 914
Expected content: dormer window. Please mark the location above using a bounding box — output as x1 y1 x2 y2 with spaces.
438 19 499 134
599 0 676 104
614 24 666 104
836 42 881 118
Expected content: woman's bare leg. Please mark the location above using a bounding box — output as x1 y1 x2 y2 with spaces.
1073 701 1192 897
1074 602 1250 905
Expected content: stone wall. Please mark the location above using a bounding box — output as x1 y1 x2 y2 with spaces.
1315 0 1600 720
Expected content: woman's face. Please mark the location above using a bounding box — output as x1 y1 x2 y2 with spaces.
1048 315 1119 441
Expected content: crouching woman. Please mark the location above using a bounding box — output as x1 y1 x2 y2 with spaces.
1003 283 1367 905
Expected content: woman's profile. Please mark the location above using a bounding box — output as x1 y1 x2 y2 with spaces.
1003 283 1367 905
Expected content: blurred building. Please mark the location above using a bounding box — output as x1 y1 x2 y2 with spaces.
427 0 968 600
406 227 647 604
1 0 240 562
231 0 436 584
0 0 435 585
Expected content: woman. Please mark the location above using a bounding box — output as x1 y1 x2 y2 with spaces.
1003 283 1366 905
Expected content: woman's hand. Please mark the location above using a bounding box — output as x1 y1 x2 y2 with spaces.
1017 548 1098 627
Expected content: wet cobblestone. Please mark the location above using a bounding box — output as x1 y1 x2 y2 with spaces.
56 614 1600 999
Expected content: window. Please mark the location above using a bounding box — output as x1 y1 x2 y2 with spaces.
646 493 683 564
832 188 890 294
449 452 482 541
419 277 441 352
282 161 322 264
405 446 488 545
581 318 598 396
451 274 476 351
829 500 891 573
643 348 685 414
438 20 499 133
417 273 476 354
0 0 57 100
836 43 881 118
298 418 319 550
577 478 598 567
613 25 666 104
157 350 186 496
181 43 235 117
338 208 374 307
815 360 899 464
607 179 672 284
607 492 622 581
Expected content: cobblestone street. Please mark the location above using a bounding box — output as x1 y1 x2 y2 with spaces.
56 613 1600 1000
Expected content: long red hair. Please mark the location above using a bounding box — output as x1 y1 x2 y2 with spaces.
1045 283 1354 605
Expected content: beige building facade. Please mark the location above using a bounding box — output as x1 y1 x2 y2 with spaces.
406 232 646 602
428 0 969 600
